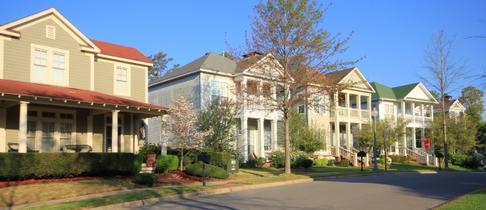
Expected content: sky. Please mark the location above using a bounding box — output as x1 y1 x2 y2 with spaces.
1 0 486 113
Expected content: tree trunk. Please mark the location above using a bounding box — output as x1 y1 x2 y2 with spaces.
284 114 291 174
179 148 184 171
441 96 449 169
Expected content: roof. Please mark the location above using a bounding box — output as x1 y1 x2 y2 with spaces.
0 79 166 113
325 68 355 84
151 53 237 86
91 40 152 64
371 82 421 100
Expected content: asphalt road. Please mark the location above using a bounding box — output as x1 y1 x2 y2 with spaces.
136 172 486 210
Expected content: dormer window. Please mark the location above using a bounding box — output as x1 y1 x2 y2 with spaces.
114 65 130 96
46 25 56 40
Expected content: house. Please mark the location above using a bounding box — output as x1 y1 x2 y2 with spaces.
298 68 375 162
371 82 438 156
0 8 166 153
149 52 283 161
436 95 466 118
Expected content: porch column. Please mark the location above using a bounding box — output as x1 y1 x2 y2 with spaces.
430 104 434 119
411 102 416 123
346 122 351 148
394 141 399 154
357 95 362 120
367 96 372 122
129 113 134 153
134 117 140 154
421 104 425 123
241 117 248 162
0 107 6 152
258 118 265 158
412 127 416 149
271 119 278 151
335 92 341 157
111 110 119 153
401 101 407 155
345 92 350 117
87 114 93 149
18 101 29 153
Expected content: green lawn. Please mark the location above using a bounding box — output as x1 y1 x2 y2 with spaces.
28 169 308 210
0 178 137 208
436 189 486 210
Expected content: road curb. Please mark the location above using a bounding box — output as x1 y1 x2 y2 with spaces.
88 178 314 210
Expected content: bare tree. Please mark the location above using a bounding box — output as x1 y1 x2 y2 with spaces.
421 30 464 169
240 0 357 174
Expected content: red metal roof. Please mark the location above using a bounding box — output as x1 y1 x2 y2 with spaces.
91 40 152 64
0 79 165 113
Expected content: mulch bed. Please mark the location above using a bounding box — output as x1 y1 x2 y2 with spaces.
155 171 201 186
0 176 129 189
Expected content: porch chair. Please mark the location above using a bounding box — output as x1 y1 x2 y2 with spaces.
8 143 39 153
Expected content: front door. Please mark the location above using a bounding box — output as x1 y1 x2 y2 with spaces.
105 126 122 152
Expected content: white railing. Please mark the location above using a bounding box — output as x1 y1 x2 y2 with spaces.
350 109 359 118
407 148 438 167
361 110 370 119
340 146 358 167
338 107 347 117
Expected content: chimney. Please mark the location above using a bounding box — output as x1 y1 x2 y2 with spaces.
243 51 263 58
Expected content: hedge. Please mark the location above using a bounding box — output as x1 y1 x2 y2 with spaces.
156 155 179 173
185 162 229 179
0 153 136 180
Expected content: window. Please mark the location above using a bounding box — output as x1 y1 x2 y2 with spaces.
298 104 305 114
313 94 325 113
46 25 56 39
42 112 56 118
115 65 129 95
31 45 69 86
33 48 48 82
210 80 228 103
60 122 73 146
384 104 394 119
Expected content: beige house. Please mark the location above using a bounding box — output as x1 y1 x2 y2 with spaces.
0 8 165 153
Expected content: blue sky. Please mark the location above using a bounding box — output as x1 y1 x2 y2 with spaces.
1 0 485 109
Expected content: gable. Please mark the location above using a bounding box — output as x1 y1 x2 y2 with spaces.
450 100 466 111
404 84 437 102
240 54 284 79
0 8 99 53
340 68 374 93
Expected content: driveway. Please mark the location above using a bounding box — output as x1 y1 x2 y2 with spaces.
136 172 486 210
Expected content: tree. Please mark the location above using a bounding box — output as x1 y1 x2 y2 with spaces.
459 86 484 126
245 0 355 174
476 122 486 155
164 96 211 170
289 110 324 154
148 52 174 82
420 30 465 169
198 100 239 153
429 115 477 155
376 118 406 171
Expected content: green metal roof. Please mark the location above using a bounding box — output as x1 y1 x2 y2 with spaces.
371 82 420 100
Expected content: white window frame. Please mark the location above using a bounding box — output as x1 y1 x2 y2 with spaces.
30 44 69 86
114 64 131 96
209 79 229 103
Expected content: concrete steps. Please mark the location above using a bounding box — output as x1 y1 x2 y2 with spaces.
140 163 154 174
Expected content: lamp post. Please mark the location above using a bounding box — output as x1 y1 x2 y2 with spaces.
372 107 379 172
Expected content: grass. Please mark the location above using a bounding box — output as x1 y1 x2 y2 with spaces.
28 168 309 210
0 178 137 208
436 188 486 210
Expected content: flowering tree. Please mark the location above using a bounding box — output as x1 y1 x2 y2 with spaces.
164 96 211 170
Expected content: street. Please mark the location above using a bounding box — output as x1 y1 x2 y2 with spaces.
136 172 486 210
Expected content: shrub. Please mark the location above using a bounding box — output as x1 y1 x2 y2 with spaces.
313 158 328 167
185 162 229 179
256 157 266 168
133 153 144 175
134 173 157 187
327 159 335 166
270 151 285 168
156 155 179 173
0 153 135 180
336 159 350 167
204 151 233 171
390 155 409 163
451 153 482 169
301 159 313 169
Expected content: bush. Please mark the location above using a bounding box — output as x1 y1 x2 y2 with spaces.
0 153 136 180
335 159 350 167
240 157 265 168
313 158 328 167
204 151 233 171
133 153 144 175
451 153 482 169
390 155 409 163
185 162 229 179
156 155 179 173
300 159 313 169
134 173 157 187
270 151 285 168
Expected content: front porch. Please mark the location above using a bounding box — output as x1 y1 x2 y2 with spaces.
239 117 280 161
0 79 166 153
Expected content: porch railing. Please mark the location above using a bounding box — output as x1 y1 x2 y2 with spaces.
340 146 358 167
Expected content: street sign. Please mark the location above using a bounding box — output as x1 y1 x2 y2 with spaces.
198 152 211 164
423 137 431 151
357 151 367 157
